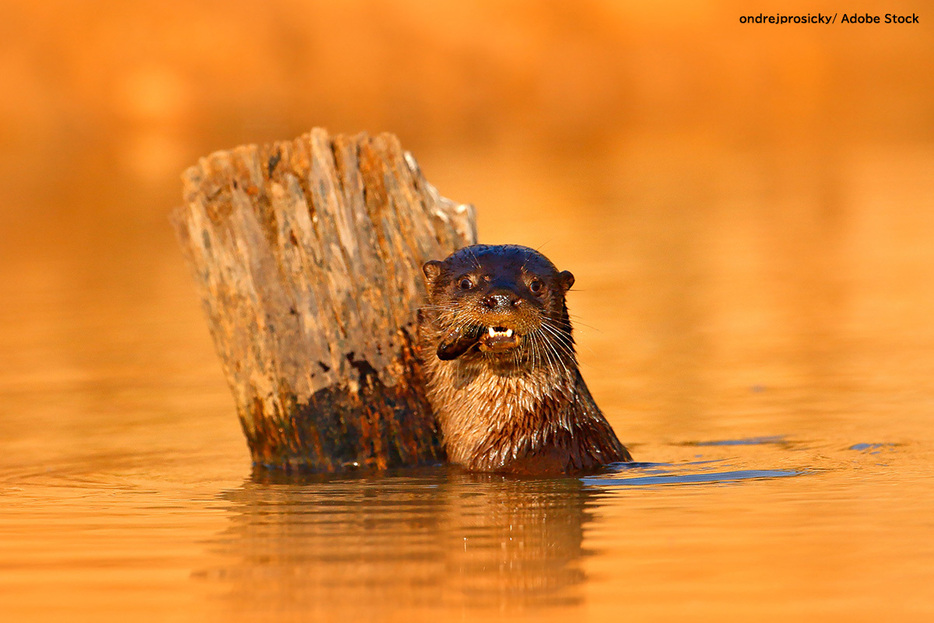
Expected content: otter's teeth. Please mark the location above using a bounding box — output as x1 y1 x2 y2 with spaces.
486 327 516 338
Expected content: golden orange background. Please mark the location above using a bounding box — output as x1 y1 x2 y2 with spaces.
1 2 933 621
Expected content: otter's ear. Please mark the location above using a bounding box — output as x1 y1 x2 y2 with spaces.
422 260 443 286
557 270 575 293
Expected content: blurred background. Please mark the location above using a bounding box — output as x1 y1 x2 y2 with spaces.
2 0 931 444
1 1 933 620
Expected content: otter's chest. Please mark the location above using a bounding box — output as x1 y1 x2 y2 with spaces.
427 360 573 448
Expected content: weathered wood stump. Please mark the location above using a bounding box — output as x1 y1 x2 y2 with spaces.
171 128 476 471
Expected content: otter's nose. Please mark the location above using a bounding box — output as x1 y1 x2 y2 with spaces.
482 289 521 310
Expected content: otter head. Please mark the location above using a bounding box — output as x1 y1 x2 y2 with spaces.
421 245 576 368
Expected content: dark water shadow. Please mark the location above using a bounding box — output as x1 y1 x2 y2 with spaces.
848 442 899 454
584 436 806 487
683 435 791 447
583 463 802 487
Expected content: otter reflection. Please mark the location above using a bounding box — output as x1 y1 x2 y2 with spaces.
197 467 602 617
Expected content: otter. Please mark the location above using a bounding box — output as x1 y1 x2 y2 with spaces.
417 244 632 475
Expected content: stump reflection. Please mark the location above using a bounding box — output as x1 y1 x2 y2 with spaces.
198 468 598 618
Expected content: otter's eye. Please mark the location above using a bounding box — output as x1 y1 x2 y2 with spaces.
529 279 544 295
458 277 473 291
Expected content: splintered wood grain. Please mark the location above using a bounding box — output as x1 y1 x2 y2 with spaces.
172 128 476 470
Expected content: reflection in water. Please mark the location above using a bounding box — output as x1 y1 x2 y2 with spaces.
200 468 595 618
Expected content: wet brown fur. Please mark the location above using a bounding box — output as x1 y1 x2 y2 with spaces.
417 244 632 475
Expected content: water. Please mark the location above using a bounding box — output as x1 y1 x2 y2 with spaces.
3 140 933 622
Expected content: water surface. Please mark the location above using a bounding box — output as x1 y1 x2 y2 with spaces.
3 139 933 621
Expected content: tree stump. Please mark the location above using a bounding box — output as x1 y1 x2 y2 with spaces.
171 128 476 471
